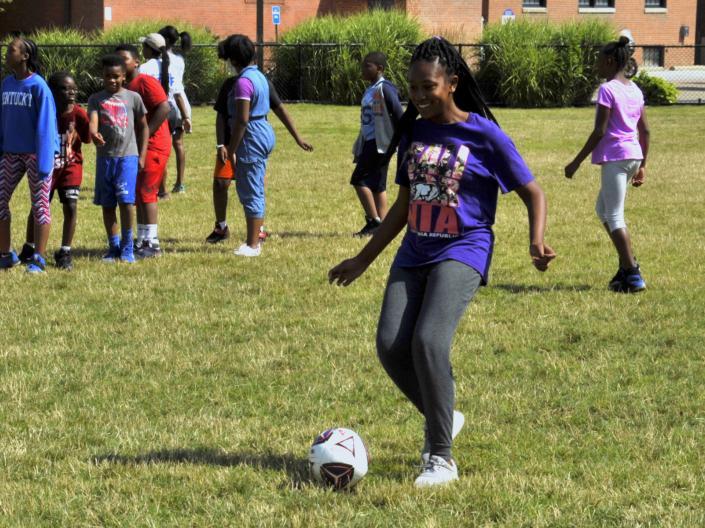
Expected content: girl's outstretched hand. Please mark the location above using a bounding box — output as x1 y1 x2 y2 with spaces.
632 166 646 187
297 139 314 152
328 256 368 286
564 161 580 179
530 243 556 272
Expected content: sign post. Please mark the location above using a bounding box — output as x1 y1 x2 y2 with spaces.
272 5 281 43
501 8 515 24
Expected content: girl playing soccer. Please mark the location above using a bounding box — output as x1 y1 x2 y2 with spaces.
329 37 555 487
0 38 58 273
565 36 649 293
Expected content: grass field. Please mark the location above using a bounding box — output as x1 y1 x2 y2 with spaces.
1 104 704 527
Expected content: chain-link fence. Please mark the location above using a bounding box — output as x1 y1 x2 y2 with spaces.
10 42 705 105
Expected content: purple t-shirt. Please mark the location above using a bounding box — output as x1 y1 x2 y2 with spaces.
592 79 644 164
393 113 534 284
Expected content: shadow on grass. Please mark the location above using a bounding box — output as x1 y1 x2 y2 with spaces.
493 283 592 294
92 448 310 488
276 231 348 239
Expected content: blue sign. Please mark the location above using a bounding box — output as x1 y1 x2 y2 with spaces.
503 8 514 16
272 5 281 25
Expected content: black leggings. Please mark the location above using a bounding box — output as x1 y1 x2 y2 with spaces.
376 260 481 459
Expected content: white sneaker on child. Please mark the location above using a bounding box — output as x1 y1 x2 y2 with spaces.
234 243 261 257
421 410 465 464
414 455 459 488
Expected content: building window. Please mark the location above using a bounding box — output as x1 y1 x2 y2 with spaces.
523 0 546 6
643 46 665 67
579 0 614 6
645 0 666 7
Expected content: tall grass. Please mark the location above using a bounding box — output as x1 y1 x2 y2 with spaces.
28 21 222 103
272 9 425 104
477 20 615 107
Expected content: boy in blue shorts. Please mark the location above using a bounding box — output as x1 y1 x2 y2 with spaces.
351 51 403 237
88 54 148 262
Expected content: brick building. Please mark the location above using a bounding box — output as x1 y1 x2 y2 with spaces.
0 0 701 63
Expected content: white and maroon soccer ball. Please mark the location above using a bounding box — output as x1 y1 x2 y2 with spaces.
308 427 369 490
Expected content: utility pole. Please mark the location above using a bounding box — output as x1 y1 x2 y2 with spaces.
256 0 264 69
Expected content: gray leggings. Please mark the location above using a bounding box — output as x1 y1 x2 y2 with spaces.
376 260 481 459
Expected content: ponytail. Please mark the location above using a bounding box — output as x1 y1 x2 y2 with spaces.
602 35 638 79
179 32 192 54
384 36 496 163
159 25 191 54
158 47 170 95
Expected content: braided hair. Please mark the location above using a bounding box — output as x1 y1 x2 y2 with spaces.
19 38 41 75
602 36 638 79
384 36 496 163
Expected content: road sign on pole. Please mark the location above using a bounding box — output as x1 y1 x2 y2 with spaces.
272 5 281 25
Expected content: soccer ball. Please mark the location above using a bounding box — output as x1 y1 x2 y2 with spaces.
308 428 369 490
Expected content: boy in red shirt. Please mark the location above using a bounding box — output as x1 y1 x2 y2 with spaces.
19 72 90 270
115 44 171 258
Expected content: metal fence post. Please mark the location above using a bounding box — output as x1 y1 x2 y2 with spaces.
298 43 303 101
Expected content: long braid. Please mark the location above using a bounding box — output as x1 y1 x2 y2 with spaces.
383 36 495 164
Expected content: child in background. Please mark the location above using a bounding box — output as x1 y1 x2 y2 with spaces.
20 72 90 270
0 37 58 273
206 35 313 244
115 44 171 259
221 34 275 257
139 30 191 198
565 36 649 293
351 51 403 237
87 54 148 263
329 37 554 487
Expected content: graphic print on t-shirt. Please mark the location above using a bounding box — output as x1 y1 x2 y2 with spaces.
407 142 469 238
99 97 129 141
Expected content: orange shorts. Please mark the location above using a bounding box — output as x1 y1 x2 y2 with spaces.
137 151 169 203
213 155 234 180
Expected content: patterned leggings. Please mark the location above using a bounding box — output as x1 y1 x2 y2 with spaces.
0 153 52 225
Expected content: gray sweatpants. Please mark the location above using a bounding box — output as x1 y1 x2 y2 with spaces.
376 260 482 460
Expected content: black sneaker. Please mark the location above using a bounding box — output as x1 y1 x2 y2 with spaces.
353 217 381 238
608 268 626 292
54 248 73 270
18 243 35 264
206 224 230 244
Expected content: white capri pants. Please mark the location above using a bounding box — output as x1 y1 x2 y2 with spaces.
595 159 641 233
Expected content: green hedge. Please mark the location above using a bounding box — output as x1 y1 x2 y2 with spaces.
272 9 425 104
30 21 223 103
476 20 616 107
633 71 678 105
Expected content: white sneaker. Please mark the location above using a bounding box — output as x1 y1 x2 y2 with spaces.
414 455 459 488
421 410 465 464
234 243 261 257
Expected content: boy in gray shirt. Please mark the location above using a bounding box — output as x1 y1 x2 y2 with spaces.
88 54 148 263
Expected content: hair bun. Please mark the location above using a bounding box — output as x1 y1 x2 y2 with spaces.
617 35 630 47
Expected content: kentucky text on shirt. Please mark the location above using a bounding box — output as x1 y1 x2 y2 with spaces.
2 91 32 108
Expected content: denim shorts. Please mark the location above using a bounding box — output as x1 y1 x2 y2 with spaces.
94 156 138 207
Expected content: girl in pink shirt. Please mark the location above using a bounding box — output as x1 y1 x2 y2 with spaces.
565 36 650 293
